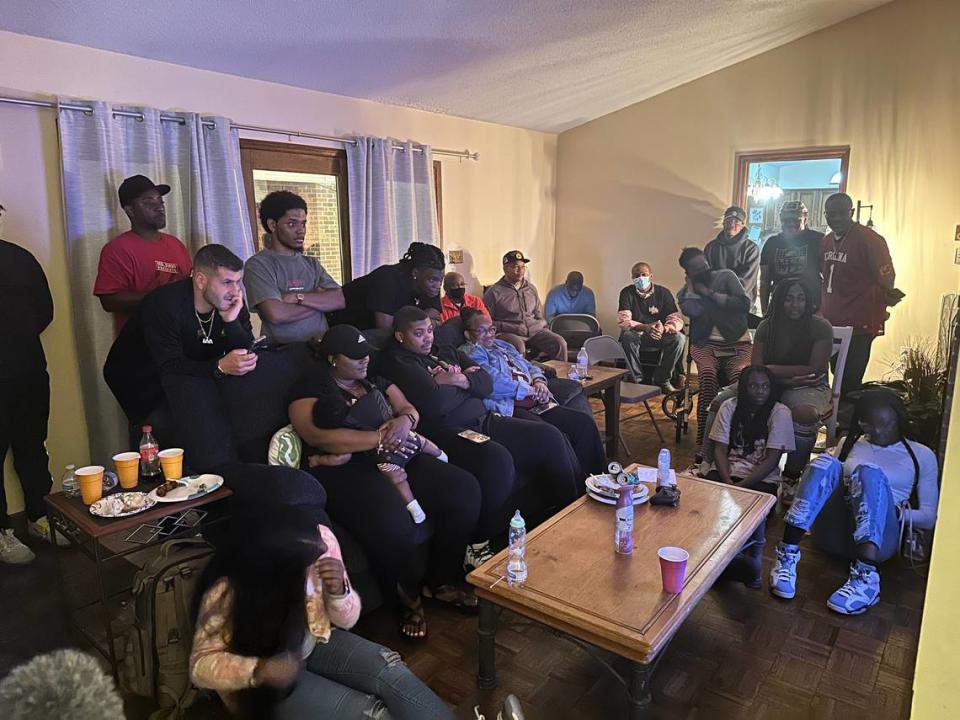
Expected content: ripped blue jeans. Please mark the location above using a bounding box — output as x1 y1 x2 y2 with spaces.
784 454 899 560
274 629 454 720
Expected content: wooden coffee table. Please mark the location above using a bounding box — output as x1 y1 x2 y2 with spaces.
544 360 628 456
467 471 775 718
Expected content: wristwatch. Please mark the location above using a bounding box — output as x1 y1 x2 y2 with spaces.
296 293 305 305
213 360 226 379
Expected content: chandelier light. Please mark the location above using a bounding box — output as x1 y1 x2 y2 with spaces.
747 168 783 203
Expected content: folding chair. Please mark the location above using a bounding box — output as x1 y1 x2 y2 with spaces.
583 335 665 454
822 326 853 446
548 313 601 362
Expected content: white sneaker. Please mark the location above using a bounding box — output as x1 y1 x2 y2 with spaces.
827 560 881 615
464 541 494 572
769 543 800 599
0 528 36 565
29 516 70 547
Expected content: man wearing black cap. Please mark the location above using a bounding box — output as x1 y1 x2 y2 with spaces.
483 250 567 360
759 201 824 314
704 206 760 307
94 175 192 334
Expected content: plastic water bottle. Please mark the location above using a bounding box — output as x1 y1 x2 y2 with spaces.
139 425 161 478
657 447 674 488
615 485 634 554
61 464 78 497
575 347 589 380
506 510 528 586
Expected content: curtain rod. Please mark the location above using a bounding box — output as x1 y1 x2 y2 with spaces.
0 95 480 160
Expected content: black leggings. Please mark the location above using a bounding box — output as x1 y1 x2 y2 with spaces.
309 454 480 595
515 405 606 476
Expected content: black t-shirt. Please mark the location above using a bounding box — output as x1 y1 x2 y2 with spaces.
103 279 253 422
759 229 824 307
0 239 53 379
754 314 833 367
617 284 679 325
335 263 442 330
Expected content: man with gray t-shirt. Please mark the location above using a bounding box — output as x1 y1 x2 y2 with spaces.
244 191 345 343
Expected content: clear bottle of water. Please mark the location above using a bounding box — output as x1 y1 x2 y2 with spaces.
139 425 161 478
657 447 673 488
506 510 528 586
61 464 78 497
576 347 589 379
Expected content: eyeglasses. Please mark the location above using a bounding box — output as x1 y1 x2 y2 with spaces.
473 325 496 336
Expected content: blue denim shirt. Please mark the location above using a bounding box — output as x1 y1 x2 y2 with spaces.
459 339 547 416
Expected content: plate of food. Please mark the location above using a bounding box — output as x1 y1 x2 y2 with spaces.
586 486 650 506
90 492 156 518
148 474 224 503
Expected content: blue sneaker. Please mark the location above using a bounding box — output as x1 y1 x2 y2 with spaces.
769 543 800 599
827 560 880 615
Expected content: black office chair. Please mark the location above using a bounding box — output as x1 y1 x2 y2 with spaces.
548 313 601 362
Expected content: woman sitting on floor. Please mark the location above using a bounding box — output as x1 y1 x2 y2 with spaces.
287 324 481 640
458 307 606 475
190 504 454 719
707 365 794 587
699 277 832 490
770 389 939 615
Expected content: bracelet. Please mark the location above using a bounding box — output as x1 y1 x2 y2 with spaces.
403 412 418 429
376 428 385 454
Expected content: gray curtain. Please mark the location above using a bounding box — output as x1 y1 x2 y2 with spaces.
57 99 253 463
345 137 439 276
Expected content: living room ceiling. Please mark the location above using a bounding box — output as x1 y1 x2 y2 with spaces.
0 0 889 133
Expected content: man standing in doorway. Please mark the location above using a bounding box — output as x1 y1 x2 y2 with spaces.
484 250 567 360
759 201 824 314
704 206 761 310
820 193 896 395
544 271 597 321
243 190 344 343
94 175 192 333
0 229 59 564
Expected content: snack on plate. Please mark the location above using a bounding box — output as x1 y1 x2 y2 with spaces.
593 474 621 493
120 493 148 513
156 481 180 497
195 481 208 494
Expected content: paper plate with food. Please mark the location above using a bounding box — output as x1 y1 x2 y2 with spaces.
585 472 650 506
90 492 156 518
148 474 224 503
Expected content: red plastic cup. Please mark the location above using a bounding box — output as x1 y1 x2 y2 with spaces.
658 546 689 593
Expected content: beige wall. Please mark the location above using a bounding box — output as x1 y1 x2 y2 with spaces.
556 0 960 380
0 30 557 513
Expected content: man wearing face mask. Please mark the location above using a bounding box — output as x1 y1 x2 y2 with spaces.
616 262 685 393
439 271 490 323
759 201 824 315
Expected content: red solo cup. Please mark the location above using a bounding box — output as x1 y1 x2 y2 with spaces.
658 546 689 593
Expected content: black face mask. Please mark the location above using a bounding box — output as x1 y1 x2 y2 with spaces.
447 287 466 303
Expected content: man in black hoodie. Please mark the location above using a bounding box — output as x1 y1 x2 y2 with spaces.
704 206 761 311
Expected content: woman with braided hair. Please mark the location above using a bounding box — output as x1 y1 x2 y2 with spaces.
333 241 446 333
769 388 939 614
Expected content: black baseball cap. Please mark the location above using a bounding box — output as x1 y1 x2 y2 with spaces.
502 250 531 265
722 206 746 223
118 175 170 207
317 325 371 359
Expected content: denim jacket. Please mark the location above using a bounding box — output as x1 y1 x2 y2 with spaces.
459 339 548 416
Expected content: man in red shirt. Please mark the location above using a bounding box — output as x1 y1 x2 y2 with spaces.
820 193 896 395
94 175 193 333
439 271 490 323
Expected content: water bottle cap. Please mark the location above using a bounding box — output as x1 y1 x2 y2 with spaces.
142 425 153 433
66 464 75 470
510 510 525 528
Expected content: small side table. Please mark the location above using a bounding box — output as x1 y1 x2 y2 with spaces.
45 485 232 680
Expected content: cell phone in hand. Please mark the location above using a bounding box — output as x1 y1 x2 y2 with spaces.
458 429 490 444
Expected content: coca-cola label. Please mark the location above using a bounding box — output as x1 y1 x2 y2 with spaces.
140 446 158 463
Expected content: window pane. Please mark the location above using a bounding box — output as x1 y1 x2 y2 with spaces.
252 169 345 283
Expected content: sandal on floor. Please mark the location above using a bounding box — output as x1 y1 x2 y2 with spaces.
396 587 428 641
423 584 479 613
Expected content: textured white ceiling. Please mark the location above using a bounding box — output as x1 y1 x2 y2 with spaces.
0 0 889 132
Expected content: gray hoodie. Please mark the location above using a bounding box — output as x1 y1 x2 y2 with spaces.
703 228 760 304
